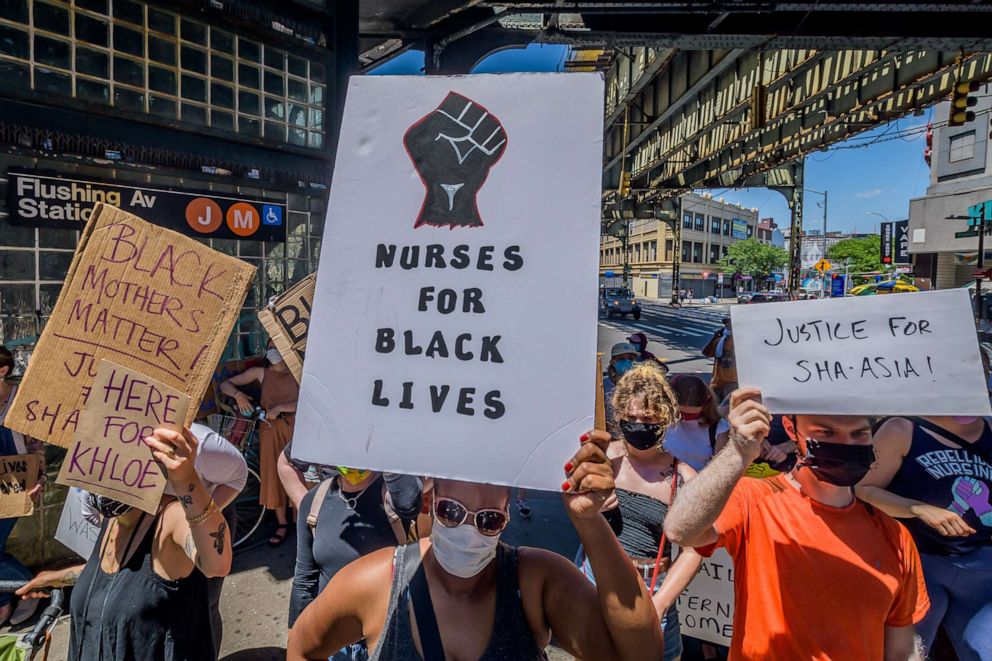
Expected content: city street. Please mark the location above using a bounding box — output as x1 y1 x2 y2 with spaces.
598 299 731 376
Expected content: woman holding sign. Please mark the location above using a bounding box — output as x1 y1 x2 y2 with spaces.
577 362 703 661
857 415 992 660
288 431 664 661
18 427 231 661
220 341 299 546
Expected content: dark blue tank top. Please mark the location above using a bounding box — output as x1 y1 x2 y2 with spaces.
887 418 992 556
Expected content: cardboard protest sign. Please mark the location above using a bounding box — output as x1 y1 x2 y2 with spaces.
57 360 190 514
55 487 100 559
675 547 735 646
257 273 315 383
293 74 603 490
0 454 41 518
732 289 992 416
6 203 255 447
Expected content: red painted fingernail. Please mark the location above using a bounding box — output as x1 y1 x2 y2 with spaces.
561 481 571 492
564 462 573 472
579 433 589 442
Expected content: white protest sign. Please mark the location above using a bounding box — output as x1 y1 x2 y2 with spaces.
292 73 603 490
55 487 100 560
674 546 735 646
732 289 992 415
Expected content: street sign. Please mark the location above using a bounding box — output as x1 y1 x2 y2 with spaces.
894 220 910 264
830 274 846 297
702 271 711 279
814 258 832 273
881 222 894 264
974 269 990 279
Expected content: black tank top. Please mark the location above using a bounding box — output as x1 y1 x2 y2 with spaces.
68 513 215 661
887 418 992 556
603 487 671 559
369 543 548 661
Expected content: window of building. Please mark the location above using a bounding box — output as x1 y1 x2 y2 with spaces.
949 131 976 163
694 214 705 232
634 244 641 262
747 225 754 238
665 239 673 261
683 212 692 229
723 219 731 236
682 240 690 262
722 245 729 257
711 217 721 233
0 0 327 151
692 242 702 263
710 244 720 263
648 240 657 262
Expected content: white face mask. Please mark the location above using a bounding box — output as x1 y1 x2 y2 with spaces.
266 348 283 364
430 522 500 578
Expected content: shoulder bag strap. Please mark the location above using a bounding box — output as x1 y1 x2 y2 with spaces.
382 484 413 544
649 459 679 593
409 562 446 661
306 479 334 530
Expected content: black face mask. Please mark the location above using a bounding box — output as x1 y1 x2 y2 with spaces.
618 420 663 451
86 493 133 519
799 439 875 487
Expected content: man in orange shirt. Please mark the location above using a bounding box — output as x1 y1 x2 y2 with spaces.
666 388 929 660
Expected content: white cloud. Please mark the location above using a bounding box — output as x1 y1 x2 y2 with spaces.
856 188 882 198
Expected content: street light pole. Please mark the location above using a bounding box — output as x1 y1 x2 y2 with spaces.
805 188 828 297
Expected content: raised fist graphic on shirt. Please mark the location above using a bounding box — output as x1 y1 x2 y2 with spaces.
948 476 992 526
404 92 507 229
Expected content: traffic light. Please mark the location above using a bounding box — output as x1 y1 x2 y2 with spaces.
619 171 632 197
949 80 979 127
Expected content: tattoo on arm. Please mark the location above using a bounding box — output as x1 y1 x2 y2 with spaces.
183 533 196 561
58 571 79 587
209 522 227 555
178 495 193 508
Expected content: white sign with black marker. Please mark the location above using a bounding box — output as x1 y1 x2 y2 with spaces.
293 74 603 490
732 289 992 415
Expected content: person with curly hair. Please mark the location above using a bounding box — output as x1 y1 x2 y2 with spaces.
579 362 703 661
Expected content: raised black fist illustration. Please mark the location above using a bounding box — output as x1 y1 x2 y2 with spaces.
404 91 508 229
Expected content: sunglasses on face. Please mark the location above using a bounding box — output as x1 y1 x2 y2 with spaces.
432 496 509 537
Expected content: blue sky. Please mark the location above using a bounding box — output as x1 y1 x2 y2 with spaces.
371 45 933 233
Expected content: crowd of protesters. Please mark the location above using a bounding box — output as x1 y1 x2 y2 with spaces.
0 307 990 661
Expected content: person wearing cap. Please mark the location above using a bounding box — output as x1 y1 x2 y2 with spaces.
665 389 930 659
702 317 737 400
625 332 656 364
605 343 639 429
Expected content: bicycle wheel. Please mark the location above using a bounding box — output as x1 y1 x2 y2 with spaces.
232 466 265 550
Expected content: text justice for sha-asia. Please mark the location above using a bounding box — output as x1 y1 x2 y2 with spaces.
368 243 525 420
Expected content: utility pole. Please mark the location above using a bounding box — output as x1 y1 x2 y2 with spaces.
804 188 828 298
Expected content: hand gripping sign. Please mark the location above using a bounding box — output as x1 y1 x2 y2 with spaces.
57 360 190 515
293 73 604 490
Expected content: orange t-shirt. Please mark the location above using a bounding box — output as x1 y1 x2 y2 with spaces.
698 474 929 660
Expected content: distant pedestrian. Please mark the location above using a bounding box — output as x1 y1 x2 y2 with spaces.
604 342 639 429
665 374 729 471
702 317 737 400
687 288 694 305
678 289 686 305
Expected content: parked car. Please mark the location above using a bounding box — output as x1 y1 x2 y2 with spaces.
737 293 753 304
600 287 641 320
746 292 789 304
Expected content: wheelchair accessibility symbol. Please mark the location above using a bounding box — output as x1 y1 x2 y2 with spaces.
262 204 283 226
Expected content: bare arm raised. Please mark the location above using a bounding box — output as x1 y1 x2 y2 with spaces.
665 388 769 548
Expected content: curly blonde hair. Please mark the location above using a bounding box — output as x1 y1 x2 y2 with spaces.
611 362 680 427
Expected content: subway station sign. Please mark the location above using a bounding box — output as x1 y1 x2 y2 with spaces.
7 169 286 242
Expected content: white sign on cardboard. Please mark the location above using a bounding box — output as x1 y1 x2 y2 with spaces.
732 289 992 415
55 487 100 560
674 546 735 646
292 73 603 490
